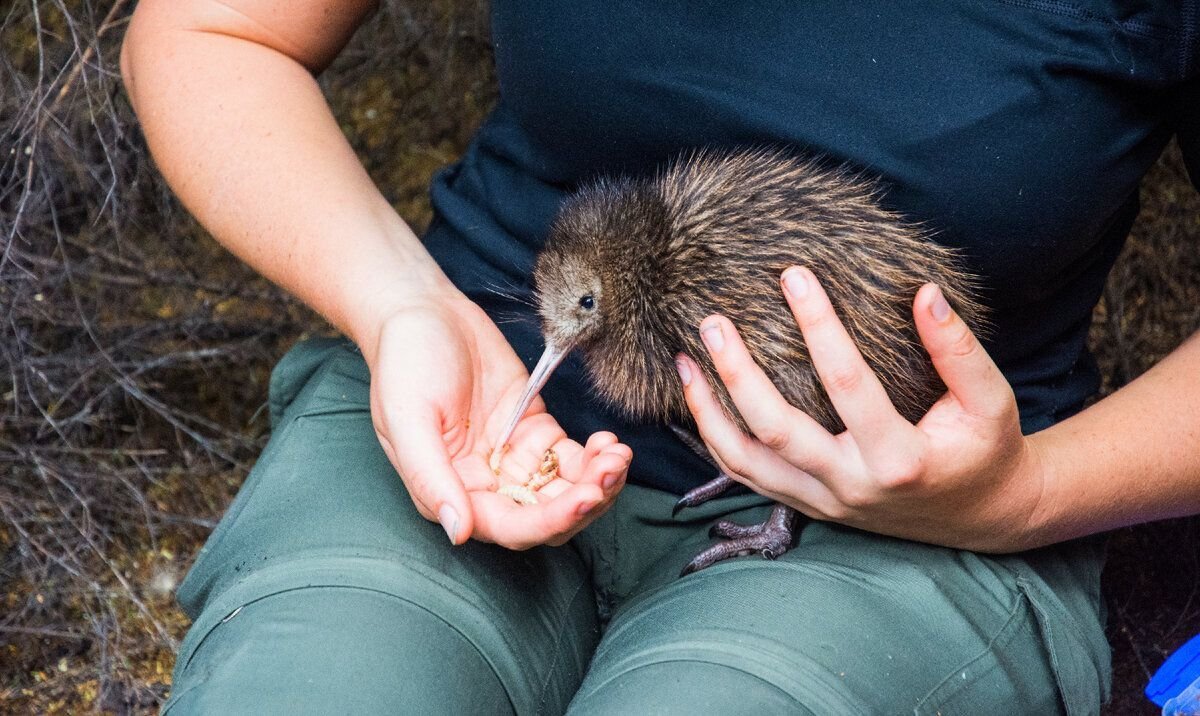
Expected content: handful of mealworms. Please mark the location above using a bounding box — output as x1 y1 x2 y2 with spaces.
496 448 559 505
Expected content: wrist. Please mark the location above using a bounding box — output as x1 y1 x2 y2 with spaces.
347 276 465 367
1016 431 1062 549
334 208 465 363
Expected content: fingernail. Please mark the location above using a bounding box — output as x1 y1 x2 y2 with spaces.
700 323 725 352
930 286 951 322
438 504 459 544
577 500 599 516
783 267 809 298
603 471 621 490
675 357 692 386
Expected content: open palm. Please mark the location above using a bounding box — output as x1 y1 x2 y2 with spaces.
366 295 631 550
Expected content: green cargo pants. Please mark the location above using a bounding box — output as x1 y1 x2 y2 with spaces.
163 338 1111 715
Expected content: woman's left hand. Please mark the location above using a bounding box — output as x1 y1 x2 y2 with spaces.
677 266 1049 553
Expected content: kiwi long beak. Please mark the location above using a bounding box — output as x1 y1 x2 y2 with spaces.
489 341 573 474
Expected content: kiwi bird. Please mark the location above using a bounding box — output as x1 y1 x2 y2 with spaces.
490 148 985 575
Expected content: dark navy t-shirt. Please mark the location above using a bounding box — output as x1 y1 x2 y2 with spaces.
421 1 1200 494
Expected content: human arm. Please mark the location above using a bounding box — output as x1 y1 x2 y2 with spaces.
1027 330 1200 544
120 0 630 548
678 266 1200 553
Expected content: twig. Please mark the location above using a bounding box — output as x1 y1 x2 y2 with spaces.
0 625 87 640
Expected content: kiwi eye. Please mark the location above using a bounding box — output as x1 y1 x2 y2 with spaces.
578 294 595 311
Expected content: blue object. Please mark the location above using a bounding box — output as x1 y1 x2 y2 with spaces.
1164 680 1200 716
1148 633 1200 710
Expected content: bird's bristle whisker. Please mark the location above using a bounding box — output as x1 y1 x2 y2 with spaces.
490 310 537 326
479 278 536 308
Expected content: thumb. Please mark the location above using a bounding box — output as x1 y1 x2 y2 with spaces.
913 283 1014 420
382 404 475 545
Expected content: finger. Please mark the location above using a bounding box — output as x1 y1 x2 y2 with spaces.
679 353 834 502
543 439 630 503
559 431 619 485
556 441 628 528
781 266 914 454
695 426 844 521
913 284 1015 422
497 421 627 500
697 315 840 473
583 431 617 464
471 481 606 550
588 442 632 499
384 403 474 546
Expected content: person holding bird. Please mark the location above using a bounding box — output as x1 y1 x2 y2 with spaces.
122 0 1200 713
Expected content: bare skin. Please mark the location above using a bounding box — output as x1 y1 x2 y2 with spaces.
120 0 631 550
681 270 1200 553
123 0 1200 555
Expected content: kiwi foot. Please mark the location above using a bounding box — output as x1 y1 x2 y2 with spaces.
680 503 797 576
672 473 736 516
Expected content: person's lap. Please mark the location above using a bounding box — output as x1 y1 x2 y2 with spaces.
164 339 598 714
573 510 1107 714
163 339 1110 715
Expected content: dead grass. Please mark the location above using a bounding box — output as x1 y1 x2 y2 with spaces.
1092 147 1200 716
1 1 492 711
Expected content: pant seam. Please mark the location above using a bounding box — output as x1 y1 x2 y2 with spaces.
1014 575 1106 716
168 584 518 715
569 657 816 716
534 577 592 715
576 635 870 713
175 556 565 712
912 589 1032 713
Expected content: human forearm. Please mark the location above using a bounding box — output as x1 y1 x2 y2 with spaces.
120 0 458 354
120 1 633 550
1027 330 1200 544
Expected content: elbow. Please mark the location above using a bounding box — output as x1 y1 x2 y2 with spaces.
118 32 133 93
118 12 143 105
119 0 165 108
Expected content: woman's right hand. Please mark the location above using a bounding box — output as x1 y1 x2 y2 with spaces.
362 293 632 550
122 0 630 550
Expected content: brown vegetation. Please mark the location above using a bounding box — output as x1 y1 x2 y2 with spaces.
1 1 492 711
0 1 1195 713
1092 147 1200 716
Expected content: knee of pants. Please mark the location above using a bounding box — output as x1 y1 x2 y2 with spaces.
168 545 601 716
165 586 514 716
569 660 815 716
567 618 871 716
171 341 602 714
569 558 1080 715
